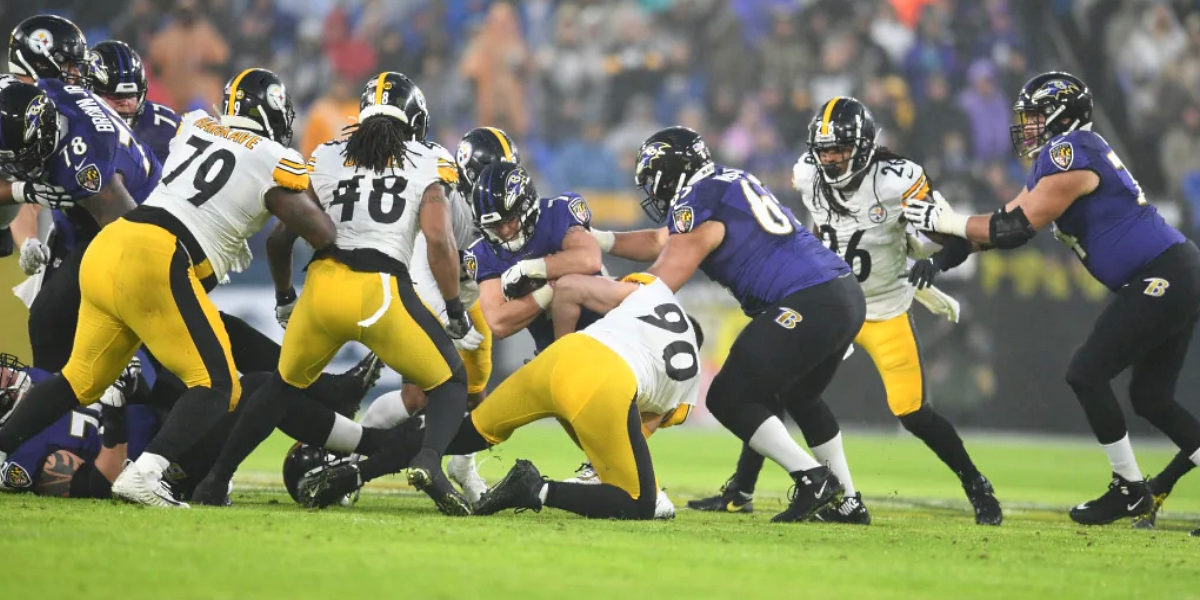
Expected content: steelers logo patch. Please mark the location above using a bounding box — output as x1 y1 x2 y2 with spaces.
869 204 887 223
27 29 54 56
2 462 31 489
568 197 591 225
1049 142 1074 171
672 206 694 233
76 163 103 192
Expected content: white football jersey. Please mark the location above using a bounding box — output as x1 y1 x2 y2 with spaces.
410 189 482 311
308 138 457 268
145 110 309 281
581 277 701 416
793 154 930 321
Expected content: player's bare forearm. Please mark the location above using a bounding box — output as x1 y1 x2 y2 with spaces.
479 278 542 338
266 219 300 295
648 221 724 291
609 227 668 262
9 204 41 246
265 186 336 251
419 183 460 300
80 173 136 228
94 443 127 483
543 227 602 278
550 275 639 338
962 171 1098 245
0 179 13 205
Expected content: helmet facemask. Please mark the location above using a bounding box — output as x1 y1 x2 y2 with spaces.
480 195 540 253
0 353 32 427
808 129 875 189
0 97 60 181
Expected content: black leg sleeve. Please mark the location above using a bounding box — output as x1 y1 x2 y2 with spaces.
220 312 281 373
419 369 468 456
202 373 291 482
0 375 79 453
145 386 230 463
898 405 980 481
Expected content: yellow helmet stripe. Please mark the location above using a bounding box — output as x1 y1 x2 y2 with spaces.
373 72 389 107
485 126 513 162
226 68 255 116
819 96 844 137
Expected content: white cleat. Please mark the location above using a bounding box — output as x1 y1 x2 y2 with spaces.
447 454 487 505
654 489 676 520
564 462 600 485
112 462 189 508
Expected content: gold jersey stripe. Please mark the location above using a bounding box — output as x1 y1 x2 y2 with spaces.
272 166 310 191
902 174 928 200
226 68 255 116
278 157 306 169
485 126 513 161
620 272 658 286
438 164 460 184
275 162 308 176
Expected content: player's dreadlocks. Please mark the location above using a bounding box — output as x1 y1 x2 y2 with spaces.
811 146 911 223
342 115 418 174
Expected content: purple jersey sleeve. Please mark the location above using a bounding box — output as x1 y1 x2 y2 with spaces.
2 408 102 491
133 102 180 164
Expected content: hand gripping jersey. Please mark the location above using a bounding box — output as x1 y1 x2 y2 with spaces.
668 165 850 315
308 138 457 268
794 154 930 321
1027 130 1185 291
579 277 700 416
133 101 182 164
464 193 601 350
144 110 310 281
39 79 161 246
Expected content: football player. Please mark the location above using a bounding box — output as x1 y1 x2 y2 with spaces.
688 97 1002 525
0 67 337 507
91 40 180 163
303 272 700 520
192 72 474 515
614 126 865 523
905 71 1200 529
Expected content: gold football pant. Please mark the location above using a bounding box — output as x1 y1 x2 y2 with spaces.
61 218 239 405
462 301 492 394
278 257 461 390
470 333 648 499
854 312 924 416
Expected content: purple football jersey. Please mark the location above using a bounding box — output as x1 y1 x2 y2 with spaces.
133 101 180 164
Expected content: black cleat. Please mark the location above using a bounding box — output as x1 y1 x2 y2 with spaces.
298 461 363 509
473 459 546 516
771 466 843 523
812 491 870 525
1191 526 1199 537
407 453 471 516
686 475 754 513
964 474 1003 526
190 475 233 507
1131 477 1168 530
345 352 384 391
1070 473 1153 525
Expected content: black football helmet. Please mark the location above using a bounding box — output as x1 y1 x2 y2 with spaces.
359 71 429 141
90 40 147 123
1010 71 1092 157
455 126 519 196
471 162 540 252
8 15 93 86
282 442 358 505
222 68 295 145
634 126 713 222
0 352 31 426
0 81 60 181
807 96 877 188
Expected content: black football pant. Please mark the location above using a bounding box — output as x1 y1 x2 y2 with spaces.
28 242 84 372
1066 241 1200 456
706 274 865 445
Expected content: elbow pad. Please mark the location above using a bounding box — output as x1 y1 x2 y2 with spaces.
988 206 1036 249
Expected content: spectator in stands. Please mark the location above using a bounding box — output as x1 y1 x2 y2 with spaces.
460 1 531 137
1160 102 1200 207
957 59 1010 165
298 73 360 158
910 73 970 165
147 0 230 112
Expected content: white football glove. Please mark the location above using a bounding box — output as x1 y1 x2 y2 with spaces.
18 239 50 275
500 258 549 302
902 191 968 237
438 308 485 351
100 355 142 408
11 181 74 208
275 288 298 329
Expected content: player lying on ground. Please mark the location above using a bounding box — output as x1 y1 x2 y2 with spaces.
685 96 1001 526
301 273 700 520
905 71 1200 532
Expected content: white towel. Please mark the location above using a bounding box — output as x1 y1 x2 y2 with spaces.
914 285 960 323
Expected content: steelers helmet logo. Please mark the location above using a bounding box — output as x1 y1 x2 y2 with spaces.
26 29 54 57
456 141 472 170
412 87 427 113
265 83 287 111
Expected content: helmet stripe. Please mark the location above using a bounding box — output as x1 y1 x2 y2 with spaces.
485 127 513 162
373 72 388 107
226 68 255 115
819 96 844 136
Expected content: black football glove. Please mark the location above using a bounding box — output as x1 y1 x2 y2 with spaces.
907 258 938 289
444 297 471 340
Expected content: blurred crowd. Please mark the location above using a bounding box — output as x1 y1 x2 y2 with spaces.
3 0 1199 230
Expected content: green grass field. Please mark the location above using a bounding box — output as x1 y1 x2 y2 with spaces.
3 426 1198 599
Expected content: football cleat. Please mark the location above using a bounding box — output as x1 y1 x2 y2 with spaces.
812 492 871 525
447 454 488 504
473 459 545 516
564 461 600 485
1130 482 1168 530
654 489 676 520
298 461 363 509
345 352 384 393
190 474 234 507
686 475 754 513
408 452 472 516
1191 526 1199 537
771 466 843 523
963 474 1003 526
112 461 189 508
1069 473 1153 525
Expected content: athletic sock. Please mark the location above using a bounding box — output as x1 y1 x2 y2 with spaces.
732 442 765 494
810 432 857 496
748 417 820 472
1151 451 1196 495
544 481 643 519
203 374 290 482
1101 434 1143 482
899 407 981 482
0 374 77 453
420 377 467 456
359 390 410 428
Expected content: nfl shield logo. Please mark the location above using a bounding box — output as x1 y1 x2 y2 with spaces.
672 206 694 233
76 164 103 192
1049 142 1074 171
568 197 591 225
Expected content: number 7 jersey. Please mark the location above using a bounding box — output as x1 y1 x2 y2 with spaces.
308 138 458 267
144 110 310 281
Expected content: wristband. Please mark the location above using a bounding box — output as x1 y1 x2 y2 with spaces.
937 210 969 238
275 287 297 305
531 285 554 309
520 258 548 279
445 296 465 320
590 229 616 253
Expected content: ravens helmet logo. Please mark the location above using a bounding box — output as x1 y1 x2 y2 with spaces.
23 95 48 140
503 169 527 210
636 141 669 181
1032 79 1080 102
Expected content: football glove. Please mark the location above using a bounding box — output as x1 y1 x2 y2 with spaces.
501 259 548 301
906 258 938 289
902 191 968 237
275 288 298 329
18 238 50 275
443 297 472 340
11 181 74 209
